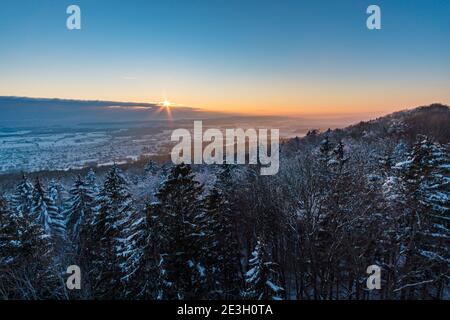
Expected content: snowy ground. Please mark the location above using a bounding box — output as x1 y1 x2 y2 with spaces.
0 115 350 174
0 126 172 174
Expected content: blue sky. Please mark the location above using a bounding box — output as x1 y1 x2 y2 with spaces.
0 0 449 115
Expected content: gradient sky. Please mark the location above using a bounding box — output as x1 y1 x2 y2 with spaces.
0 0 449 115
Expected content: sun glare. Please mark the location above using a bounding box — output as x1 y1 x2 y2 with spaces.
156 99 174 120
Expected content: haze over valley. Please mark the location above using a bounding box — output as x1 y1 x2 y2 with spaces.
0 96 374 174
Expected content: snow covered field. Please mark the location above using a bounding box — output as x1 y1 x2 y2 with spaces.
0 105 359 175
0 127 172 173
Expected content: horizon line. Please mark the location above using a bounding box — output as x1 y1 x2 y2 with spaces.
2 95 442 119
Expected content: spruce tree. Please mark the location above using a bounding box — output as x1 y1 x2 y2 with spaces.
48 179 67 214
86 168 100 195
16 212 61 298
244 240 284 300
1 193 61 298
121 202 159 299
65 173 98 298
11 174 33 217
152 163 207 299
203 176 242 299
65 175 95 245
91 165 134 298
395 135 449 298
0 195 18 269
31 178 66 243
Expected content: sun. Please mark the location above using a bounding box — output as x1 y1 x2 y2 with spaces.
156 99 174 120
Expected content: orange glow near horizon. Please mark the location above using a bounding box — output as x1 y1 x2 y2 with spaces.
2 63 449 119
2 56 449 119
1 82 449 119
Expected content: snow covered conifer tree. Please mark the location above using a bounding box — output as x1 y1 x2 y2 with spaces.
244 240 284 300
86 168 100 195
1 193 62 298
395 135 449 298
203 180 242 299
63 171 99 297
48 179 67 214
65 175 96 247
121 201 160 299
0 195 18 270
15 214 61 298
47 182 67 245
152 163 207 299
31 178 51 233
11 174 34 217
90 165 135 298
31 178 66 243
